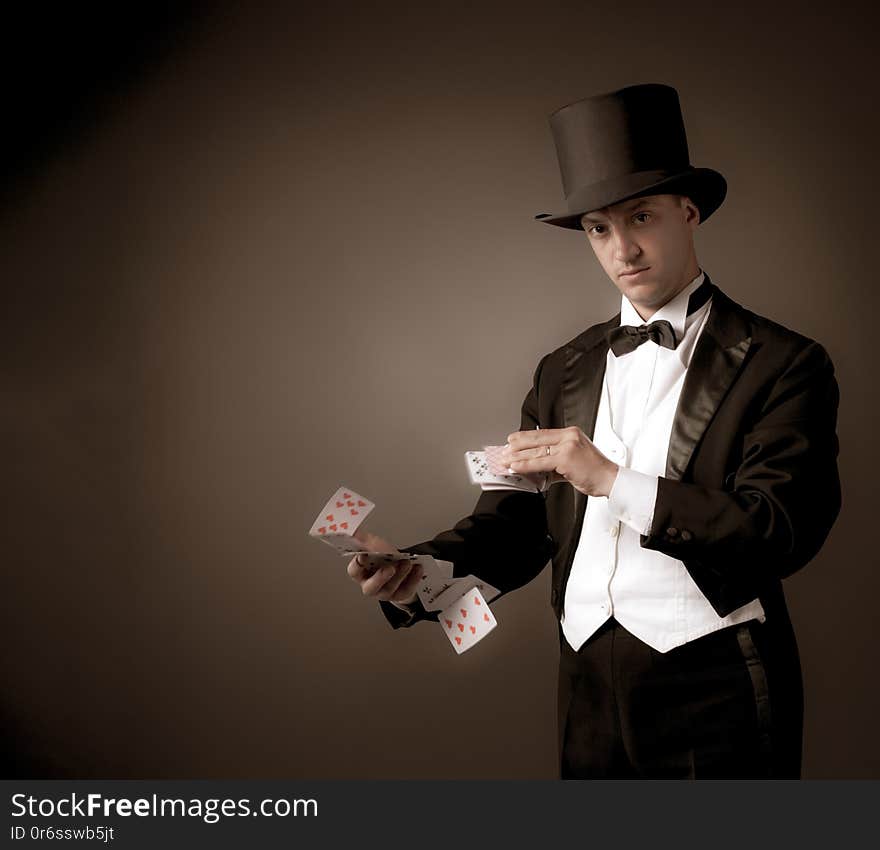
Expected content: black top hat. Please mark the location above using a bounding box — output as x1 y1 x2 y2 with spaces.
535 84 726 230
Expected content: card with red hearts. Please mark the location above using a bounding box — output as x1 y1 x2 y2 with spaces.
438 586 497 654
309 486 375 554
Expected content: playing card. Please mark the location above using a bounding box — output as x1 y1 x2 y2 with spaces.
465 451 541 493
374 554 452 578
435 559 454 578
412 558 456 610
317 533 368 556
430 574 500 611
484 444 512 475
355 552 420 570
438 587 497 654
309 486 375 550
418 575 458 611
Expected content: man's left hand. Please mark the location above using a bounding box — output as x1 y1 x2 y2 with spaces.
502 427 619 497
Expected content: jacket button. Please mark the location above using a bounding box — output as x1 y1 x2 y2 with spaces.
666 527 679 538
551 588 558 605
680 530 693 541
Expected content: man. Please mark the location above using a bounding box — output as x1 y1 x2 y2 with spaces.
347 84 841 778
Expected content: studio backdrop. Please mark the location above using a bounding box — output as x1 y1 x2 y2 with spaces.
2 0 877 778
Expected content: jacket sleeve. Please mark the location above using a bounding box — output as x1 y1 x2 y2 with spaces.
640 340 841 616
380 355 557 628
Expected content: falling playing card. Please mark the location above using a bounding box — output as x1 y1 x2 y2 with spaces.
429 574 500 612
309 486 375 553
433 559 454 579
438 587 497 654
407 557 453 610
420 577 456 610
417 569 463 610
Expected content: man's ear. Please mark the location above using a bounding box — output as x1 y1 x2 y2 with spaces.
680 195 700 228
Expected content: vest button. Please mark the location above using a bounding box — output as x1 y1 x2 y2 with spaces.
551 588 558 605
666 527 679 537
680 530 693 541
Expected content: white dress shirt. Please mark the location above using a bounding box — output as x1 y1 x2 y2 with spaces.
561 270 766 653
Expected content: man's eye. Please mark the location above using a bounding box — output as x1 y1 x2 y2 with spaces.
633 212 650 223
588 225 605 235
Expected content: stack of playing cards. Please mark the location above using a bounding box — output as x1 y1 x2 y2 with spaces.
465 445 548 493
309 485 500 653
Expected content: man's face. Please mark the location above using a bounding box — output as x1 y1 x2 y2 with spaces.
580 193 700 318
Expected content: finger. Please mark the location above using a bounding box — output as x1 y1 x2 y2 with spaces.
347 557 361 579
392 564 424 603
507 444 555 462
347 556 379 583
504 441 550 459
508 456 556 473
377 560 416 600
361 563 398 597
505 441 558 467
506 428 570 448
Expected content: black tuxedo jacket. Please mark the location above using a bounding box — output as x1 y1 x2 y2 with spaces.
382 276 841 638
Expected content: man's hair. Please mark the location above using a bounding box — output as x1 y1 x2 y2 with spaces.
579 193 693 225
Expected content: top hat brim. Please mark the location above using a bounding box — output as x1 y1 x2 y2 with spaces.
534 166 726 230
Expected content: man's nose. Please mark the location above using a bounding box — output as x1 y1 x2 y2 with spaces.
612 231 641 263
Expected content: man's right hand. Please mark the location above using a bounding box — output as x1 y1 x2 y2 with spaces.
346 530 422 608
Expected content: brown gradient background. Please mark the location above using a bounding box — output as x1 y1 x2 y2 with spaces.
2 1 878 778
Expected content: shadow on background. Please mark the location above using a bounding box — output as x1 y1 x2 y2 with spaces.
1 6 207 212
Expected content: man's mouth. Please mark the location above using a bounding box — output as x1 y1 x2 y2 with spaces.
619 267 650 278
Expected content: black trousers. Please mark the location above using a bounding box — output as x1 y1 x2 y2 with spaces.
557 617 803 778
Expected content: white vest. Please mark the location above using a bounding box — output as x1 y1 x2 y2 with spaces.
561 275 765 653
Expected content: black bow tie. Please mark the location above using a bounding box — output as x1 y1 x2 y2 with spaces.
605 277 713 357
607 320 676 356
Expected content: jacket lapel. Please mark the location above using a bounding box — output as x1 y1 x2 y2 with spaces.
665 281 753 481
